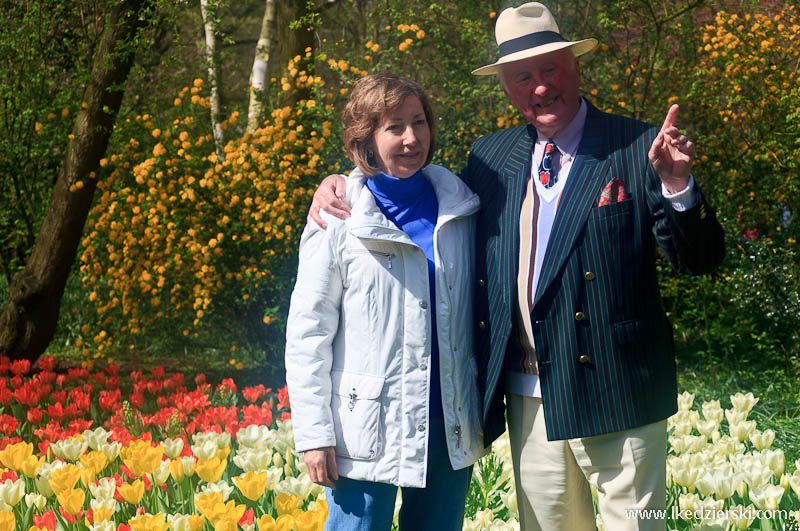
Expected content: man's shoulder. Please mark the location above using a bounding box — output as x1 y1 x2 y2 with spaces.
471 125 530 153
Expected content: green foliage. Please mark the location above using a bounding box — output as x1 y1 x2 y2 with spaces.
0 0 97 283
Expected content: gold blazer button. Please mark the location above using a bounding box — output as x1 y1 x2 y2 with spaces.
479 321 486 329
578 354 590 364
478 279 486 287
584 271 596 281
574 312 585 321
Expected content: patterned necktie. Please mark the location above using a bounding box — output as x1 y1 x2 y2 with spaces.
538 139 558 189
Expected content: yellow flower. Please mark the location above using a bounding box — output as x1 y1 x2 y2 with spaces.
91 502 114 523
398 42 409 51
152 143 166 157
195 455 227 483
57 488 85 516
275 493 301 516
0 511 13 531
121 440 164 476
118 479 145 504
81 450 109 479
194 491 224 517
294 510 323 531
0 442 33 471
275 514 295 530
48 464 82 495
128 513 169 531
234 471 268 501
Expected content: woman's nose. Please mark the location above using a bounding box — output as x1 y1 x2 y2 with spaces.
402 127 417 145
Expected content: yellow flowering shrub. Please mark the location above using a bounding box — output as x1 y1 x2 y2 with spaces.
79 69 337 359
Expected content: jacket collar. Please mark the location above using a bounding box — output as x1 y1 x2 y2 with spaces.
345 165 480 242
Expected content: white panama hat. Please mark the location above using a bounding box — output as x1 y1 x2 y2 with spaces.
472 2 598 76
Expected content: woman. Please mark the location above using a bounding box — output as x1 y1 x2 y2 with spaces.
285 72 484 530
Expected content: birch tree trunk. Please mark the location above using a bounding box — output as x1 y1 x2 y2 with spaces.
200 0 225 158
0 0 152 361
246 0 277 133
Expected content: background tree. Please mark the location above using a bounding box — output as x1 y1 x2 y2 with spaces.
0 0 155 360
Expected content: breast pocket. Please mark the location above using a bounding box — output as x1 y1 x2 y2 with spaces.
330 369 385 460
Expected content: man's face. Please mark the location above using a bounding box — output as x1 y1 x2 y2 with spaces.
499 48 582 138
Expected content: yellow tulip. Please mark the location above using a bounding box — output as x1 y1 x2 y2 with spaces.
121 440 164 477
57 488 85 516
275 514 295 531
294 510 322 531
205 501 246 529
0 442 33 471
91 502 114 523
118 479 145 504
80 450 109 477
195 455 226 483
193 491 224 518
20 454 45 477
0 511 13 531
234 471 268 501
315 498 328 520
275 493 301 516
169 459 185 483
257 514 277 530
48 464 82 495
128 513 169 531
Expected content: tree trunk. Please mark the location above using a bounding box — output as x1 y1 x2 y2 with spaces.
200 0 225 158
275 0 316 109
246 0 277 133
0 0 151 361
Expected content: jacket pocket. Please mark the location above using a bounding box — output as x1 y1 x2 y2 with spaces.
330 369 385 460
613 319 645 346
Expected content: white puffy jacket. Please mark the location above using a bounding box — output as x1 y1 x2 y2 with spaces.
285 164 484 488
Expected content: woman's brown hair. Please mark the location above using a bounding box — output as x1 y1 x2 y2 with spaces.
342 72 436 176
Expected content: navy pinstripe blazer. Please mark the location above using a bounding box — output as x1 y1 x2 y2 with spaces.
462 101 725 444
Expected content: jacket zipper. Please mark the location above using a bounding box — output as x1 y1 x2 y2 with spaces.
350 249 394 269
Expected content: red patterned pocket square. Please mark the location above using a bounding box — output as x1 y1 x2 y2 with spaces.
598 177 630 206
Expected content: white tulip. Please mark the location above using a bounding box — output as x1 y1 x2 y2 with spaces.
730 392 759 413
162 437 185 459
82 428 112 451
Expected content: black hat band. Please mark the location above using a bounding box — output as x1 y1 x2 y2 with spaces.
498 31 566 58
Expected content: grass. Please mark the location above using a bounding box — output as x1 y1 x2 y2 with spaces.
676 346 800 466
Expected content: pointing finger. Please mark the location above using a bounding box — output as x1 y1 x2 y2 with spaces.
661 104 679 132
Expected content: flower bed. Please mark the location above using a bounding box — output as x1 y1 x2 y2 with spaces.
0 357 797 530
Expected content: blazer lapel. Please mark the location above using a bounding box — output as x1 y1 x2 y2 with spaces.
533 106 611 309
498 126 535 305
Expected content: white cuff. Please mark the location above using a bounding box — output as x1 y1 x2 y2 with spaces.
662 175 697 212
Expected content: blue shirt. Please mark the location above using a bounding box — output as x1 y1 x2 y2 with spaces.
367 169 443 419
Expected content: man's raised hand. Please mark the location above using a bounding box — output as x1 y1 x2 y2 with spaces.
648 104 694 194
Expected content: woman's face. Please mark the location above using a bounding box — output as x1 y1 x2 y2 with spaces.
371 95 430 179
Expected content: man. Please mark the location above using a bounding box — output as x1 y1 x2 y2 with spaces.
309 3 725 530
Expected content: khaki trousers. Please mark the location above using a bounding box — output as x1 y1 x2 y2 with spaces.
507 394 667 531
